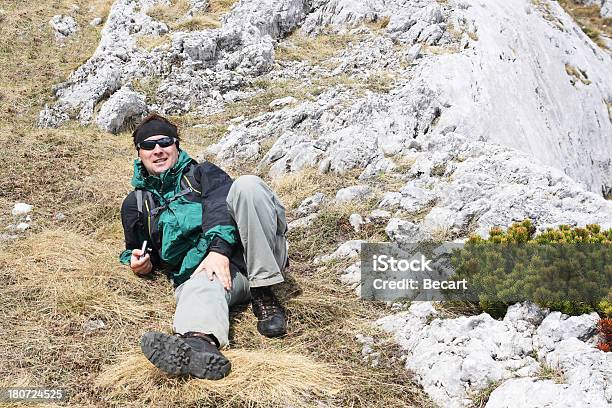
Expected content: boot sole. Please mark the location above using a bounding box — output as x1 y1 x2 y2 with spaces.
140 332 231 380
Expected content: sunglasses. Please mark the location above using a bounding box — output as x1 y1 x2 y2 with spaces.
137 137 177 151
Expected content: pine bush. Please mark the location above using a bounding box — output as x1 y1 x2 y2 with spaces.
447 220 612 318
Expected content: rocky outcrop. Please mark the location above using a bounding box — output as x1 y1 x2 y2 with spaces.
422 0 612 196
206 0 612 237
301 0 385 35
6 202 34 236
208 82 442 176
39 0 310 128
380 133 612 241
314 239 365 264
41 0 612 199
376 302 609 408
39 0 168 127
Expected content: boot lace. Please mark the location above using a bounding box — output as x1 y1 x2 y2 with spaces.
251 288 282 320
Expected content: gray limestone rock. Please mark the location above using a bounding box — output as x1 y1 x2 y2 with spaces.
187 0 209 14
405 43 422 63
348 213 365 231
38 104 70 128
12 203 33 217
602 0 612 17
533 311 600 355
90 17 103 27
335 185 373 203
301 0 384 35
296 192 326 216
358 157 396 180
287 213 317 230
367 209 391 222
379 300 608 408
544 338 612 407
378 308 540 407
385 218 423 246
95 86 147 134
398 181 437 213
269 96 297 108
417 23 444 45
423 0 612 195
485 378 589 408
339 261 361 294
572 0 600 5
14 223 30 232
222 0 307 40
378 192 402 209
503 302 549 330
314 239 365 264
376 301 438 335
39 0 308 129
50 15 78 40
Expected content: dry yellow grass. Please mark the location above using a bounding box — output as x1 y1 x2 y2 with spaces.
146 0 237 31
96 349 341 407
557 0 612 48
174 14 222 30
565 63 592 85
0 1 431 407
275 31 354 64
136 33 172 51
147 0 192 22
272 168 363 209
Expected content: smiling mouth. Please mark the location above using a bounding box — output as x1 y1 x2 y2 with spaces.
153 158 167 164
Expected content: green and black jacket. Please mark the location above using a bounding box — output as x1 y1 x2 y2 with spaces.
119 150 246 287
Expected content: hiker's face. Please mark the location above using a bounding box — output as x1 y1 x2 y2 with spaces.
138 135 180 176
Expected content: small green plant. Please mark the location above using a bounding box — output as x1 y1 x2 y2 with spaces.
446 220 612 318
537 364 565 383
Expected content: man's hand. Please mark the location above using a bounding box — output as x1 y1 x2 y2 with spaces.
194 251 232 290
130 249 153 276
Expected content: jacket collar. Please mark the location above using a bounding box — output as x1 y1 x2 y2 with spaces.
131 150 195 193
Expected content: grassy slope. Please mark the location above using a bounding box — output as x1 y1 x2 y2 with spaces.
556 0 612 48
0 1 429 407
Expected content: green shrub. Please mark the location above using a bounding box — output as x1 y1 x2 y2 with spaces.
446 220 612 318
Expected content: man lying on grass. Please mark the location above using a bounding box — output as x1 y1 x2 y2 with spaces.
119 114 289 380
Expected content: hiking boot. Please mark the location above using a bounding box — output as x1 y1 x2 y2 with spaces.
251 286 287 338
140 331 231 380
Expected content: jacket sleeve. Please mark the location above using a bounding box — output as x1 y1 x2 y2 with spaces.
194 161 238 258
119 191 160 268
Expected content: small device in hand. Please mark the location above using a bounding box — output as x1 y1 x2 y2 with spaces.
138 240 149 260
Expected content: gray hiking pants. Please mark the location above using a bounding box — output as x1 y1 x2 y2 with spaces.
172 175 288 347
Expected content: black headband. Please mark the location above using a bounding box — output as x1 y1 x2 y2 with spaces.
134 120 178 147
